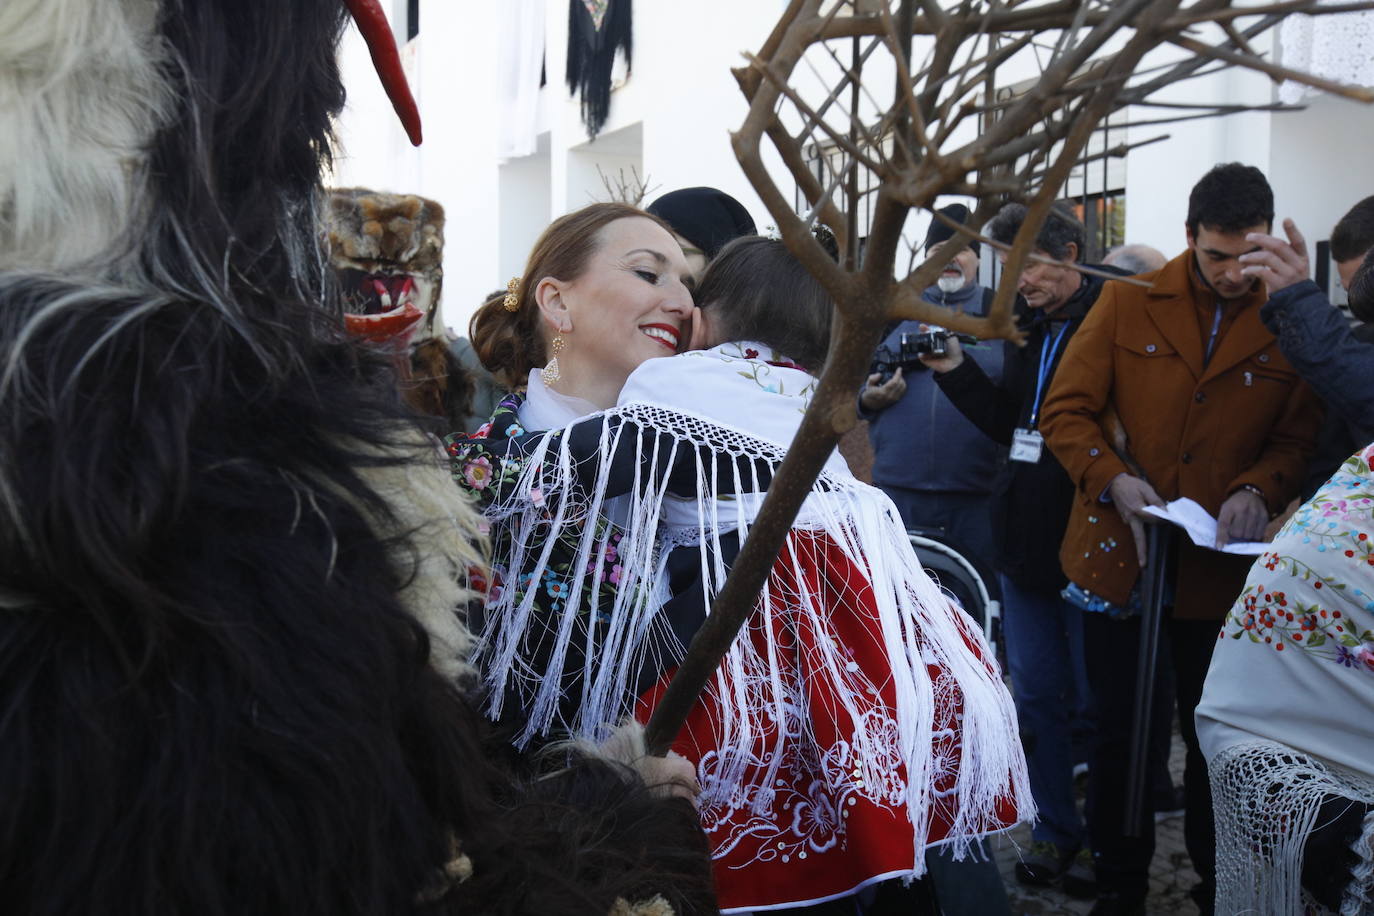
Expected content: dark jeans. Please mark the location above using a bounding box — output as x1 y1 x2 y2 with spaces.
1000 574 1093 850
1083 612 1218 909
925 841 1013 916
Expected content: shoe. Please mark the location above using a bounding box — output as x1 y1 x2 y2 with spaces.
1013 841 1062 886
1014 841 1097 898
1153 783 1186 822
1087 890 1146 915
1060 846 1097 900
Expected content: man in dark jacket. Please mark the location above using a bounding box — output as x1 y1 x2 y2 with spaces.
861 203 1005 565
922 202 1119 898
1239 203 1374 496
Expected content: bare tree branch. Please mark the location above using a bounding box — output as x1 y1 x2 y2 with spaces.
1168 33 1374 102
643 0 1374 757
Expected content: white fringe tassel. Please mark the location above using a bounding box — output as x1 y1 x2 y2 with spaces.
475 402 1032 866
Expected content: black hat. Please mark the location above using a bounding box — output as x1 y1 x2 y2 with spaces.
922 203 980 257
646 187 757 260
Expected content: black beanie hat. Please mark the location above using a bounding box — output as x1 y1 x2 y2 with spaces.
922 203 981 257
646 187 757 260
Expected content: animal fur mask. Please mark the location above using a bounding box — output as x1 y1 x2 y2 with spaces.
327 187 446 344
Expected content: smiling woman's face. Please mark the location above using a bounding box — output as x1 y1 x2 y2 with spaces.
538 216 694 405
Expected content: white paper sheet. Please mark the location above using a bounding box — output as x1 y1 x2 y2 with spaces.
1142 498 1269 555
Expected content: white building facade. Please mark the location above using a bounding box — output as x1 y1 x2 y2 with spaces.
329 1 1374 334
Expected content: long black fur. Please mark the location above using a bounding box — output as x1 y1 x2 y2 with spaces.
0 0 714 912
0 276 474 914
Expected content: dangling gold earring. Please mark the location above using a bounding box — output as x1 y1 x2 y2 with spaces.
541 334 566 386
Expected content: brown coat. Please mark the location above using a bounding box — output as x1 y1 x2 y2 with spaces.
1040 251 1322 620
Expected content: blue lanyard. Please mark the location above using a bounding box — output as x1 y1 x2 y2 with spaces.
1028 322 1071 429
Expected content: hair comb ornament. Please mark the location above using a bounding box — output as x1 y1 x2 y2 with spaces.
502 277 521 311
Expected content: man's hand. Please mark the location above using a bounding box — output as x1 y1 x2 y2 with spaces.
860 368 906 411
917 330 964 373
1240 218 1309 294
1108 473 1166 567
1264 497 1300 542
1216 488 1268 548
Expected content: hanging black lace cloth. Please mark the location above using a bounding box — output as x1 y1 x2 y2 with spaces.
566 0 632 139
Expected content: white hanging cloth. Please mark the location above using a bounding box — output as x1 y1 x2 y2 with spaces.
497 0 546 161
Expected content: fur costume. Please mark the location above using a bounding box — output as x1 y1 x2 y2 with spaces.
327 187 477 431
0 1 714 913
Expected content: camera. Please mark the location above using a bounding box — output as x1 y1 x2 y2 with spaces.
871 327 960 380
909 329 949 358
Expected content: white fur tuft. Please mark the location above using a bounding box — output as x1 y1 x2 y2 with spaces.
357 435 488 682
0 0 169 273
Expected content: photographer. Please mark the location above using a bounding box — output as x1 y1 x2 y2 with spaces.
859 205 1015 915
861 204 1004 565
923 202 1124 897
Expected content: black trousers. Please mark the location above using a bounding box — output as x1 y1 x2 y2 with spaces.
789 878 939 915
1082 611 1220 910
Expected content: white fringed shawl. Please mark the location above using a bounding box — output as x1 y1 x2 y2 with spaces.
474 342 1031 856
1198 445 1374 914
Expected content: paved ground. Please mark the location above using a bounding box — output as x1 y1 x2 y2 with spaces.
988 722 1201 916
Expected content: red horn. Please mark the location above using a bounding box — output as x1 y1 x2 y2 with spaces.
343 0 423 146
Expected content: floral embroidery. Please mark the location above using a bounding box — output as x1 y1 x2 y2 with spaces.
691 341 819 410
766 358 809 373
581 0 608 30
445 391 627 626
1220 447 1374 673
462 455 493 490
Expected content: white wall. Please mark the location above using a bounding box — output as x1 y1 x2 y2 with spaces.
497 133 552 312
331 5 1374 333
1269 92 1374 242
566 122 642 211
332 0 795 334
1121 45 1277 258
332 0 503 333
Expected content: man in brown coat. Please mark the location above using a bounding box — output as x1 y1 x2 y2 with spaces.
1040 163 1321 916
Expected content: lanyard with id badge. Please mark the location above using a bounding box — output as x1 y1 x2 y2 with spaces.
1011 321 1071 463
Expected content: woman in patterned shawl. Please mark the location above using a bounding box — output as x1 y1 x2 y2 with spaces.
452 201 696 743
1198 446 1374 914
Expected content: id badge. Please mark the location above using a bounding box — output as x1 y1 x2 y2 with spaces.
1010 428 1044 463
